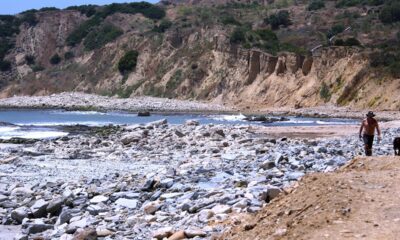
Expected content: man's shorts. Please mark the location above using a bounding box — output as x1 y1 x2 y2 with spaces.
363 134 374 148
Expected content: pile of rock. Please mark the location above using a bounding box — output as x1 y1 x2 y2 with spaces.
0 119 398 239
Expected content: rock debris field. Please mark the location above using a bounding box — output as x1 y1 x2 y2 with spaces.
0 118 399 239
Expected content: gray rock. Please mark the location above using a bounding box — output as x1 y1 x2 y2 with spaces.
10 187 33 197
11 207 30 223
90 195 109 204
46 198 63 215
175 130 185 138
57 208 73 225
260 160 276 170
30 199 49 218
121 133 141 145
115 198 139 209
152 227 173 240
185 120 199 126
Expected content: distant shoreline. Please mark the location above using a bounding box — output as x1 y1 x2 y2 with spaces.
0 92 399 121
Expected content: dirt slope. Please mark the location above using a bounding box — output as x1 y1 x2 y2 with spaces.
223 156 400 240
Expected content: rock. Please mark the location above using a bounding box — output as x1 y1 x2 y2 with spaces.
266 187 282 202
22 220 54 234
143 201 161 215
96 227 114 237
160 178 174 189
211 205 232 214
115 198 139 209
30 199 49 218
10 187 33 197
175 130 185 138
141 178 155 191
287 172 305 180
90 195 108 204
153 227 174 240
68 218 88 232
148 119 168 127
260 160 275 170
0 194 7 202
214 130 225 137
121 133 141 145
160 193 183 200
11 207 30 223
46 198 63 215
14 234 28 240
198 209 214 223
87 204 107 216
138 111 150 117
168 230 186 240
58 208 73 225
73 228 97 240
185 228 207 238
185 120 199 126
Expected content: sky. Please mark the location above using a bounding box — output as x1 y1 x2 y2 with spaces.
0 0 159 15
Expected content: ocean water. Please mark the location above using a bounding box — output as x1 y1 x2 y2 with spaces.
0 109 358 140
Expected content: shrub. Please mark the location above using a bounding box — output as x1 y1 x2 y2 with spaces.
308 0 325 11
389 62 400 78
0 39 14 59
32 65 45 72
152 19 172 33
334 38 345 46
66 16 102 46
220 14 241 26
320 82 331 102
335 0 362 8
0 15 20 37
379 1 400 24
264 10 291 30
83 24 123 51
166 69 183 92
25 55 35 65
118 50 139 74
345 37 361 46
0 60 11 72
327 24 345 38
39 7 60 12
20 12 38 26
67 5 98 17
230 27 247 44
64 51 74 60
50 54 61 65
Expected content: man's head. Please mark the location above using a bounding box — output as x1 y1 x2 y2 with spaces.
366 111 375 118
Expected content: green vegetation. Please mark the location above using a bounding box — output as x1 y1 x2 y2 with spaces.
308 0 325 11
220 14 241 26
25 55 35 65
379 1 400 24
66 5 97 17
67 2 165 47
50 54 61 65
66 16 102 46
334 37 361 46
118 50 139 74
64 51 74 60
32 65 45 72
20 11 38 26
320 82 331 102
152 19 172 33
327 24 345 38
39 7 60 12
166 69 184 94
83 24 123 51
0 60 11 72
264 10 291 30
230 27 305 54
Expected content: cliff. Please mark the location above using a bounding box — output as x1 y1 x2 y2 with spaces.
0 1 399 110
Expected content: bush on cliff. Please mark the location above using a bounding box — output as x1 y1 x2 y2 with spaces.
308 0 325 11
50 54 61 65
66 5 98 17
83 24 123 51
66 16 102 46
0 60 11 72
379 1 400 24
152 19 172 33
264 10 291 30
118 50 139 74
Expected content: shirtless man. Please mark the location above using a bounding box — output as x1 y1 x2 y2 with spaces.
359 111 382 156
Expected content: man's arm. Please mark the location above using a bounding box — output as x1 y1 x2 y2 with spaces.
376 122 382 140
359 121 364 139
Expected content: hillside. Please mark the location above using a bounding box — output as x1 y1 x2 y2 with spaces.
0 0 400 110
222 156 400 240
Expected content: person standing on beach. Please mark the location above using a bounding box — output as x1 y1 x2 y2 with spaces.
359 111 382 156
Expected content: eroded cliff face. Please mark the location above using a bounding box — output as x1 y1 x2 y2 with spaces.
1 9 400 110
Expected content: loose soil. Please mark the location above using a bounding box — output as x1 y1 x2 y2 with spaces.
222 156 400 240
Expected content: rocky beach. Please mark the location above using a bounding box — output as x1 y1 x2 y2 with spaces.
0 100 399 239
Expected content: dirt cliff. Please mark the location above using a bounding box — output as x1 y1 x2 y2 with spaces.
222 156 400 240
1 1 399 110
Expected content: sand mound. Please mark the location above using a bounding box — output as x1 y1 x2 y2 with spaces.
222 156 400 240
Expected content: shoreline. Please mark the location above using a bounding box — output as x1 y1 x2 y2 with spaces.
0 93 399 121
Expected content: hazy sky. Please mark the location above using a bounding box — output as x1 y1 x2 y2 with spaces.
0 0 159 15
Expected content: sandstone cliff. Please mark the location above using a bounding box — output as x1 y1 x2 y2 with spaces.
0 1 399 110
